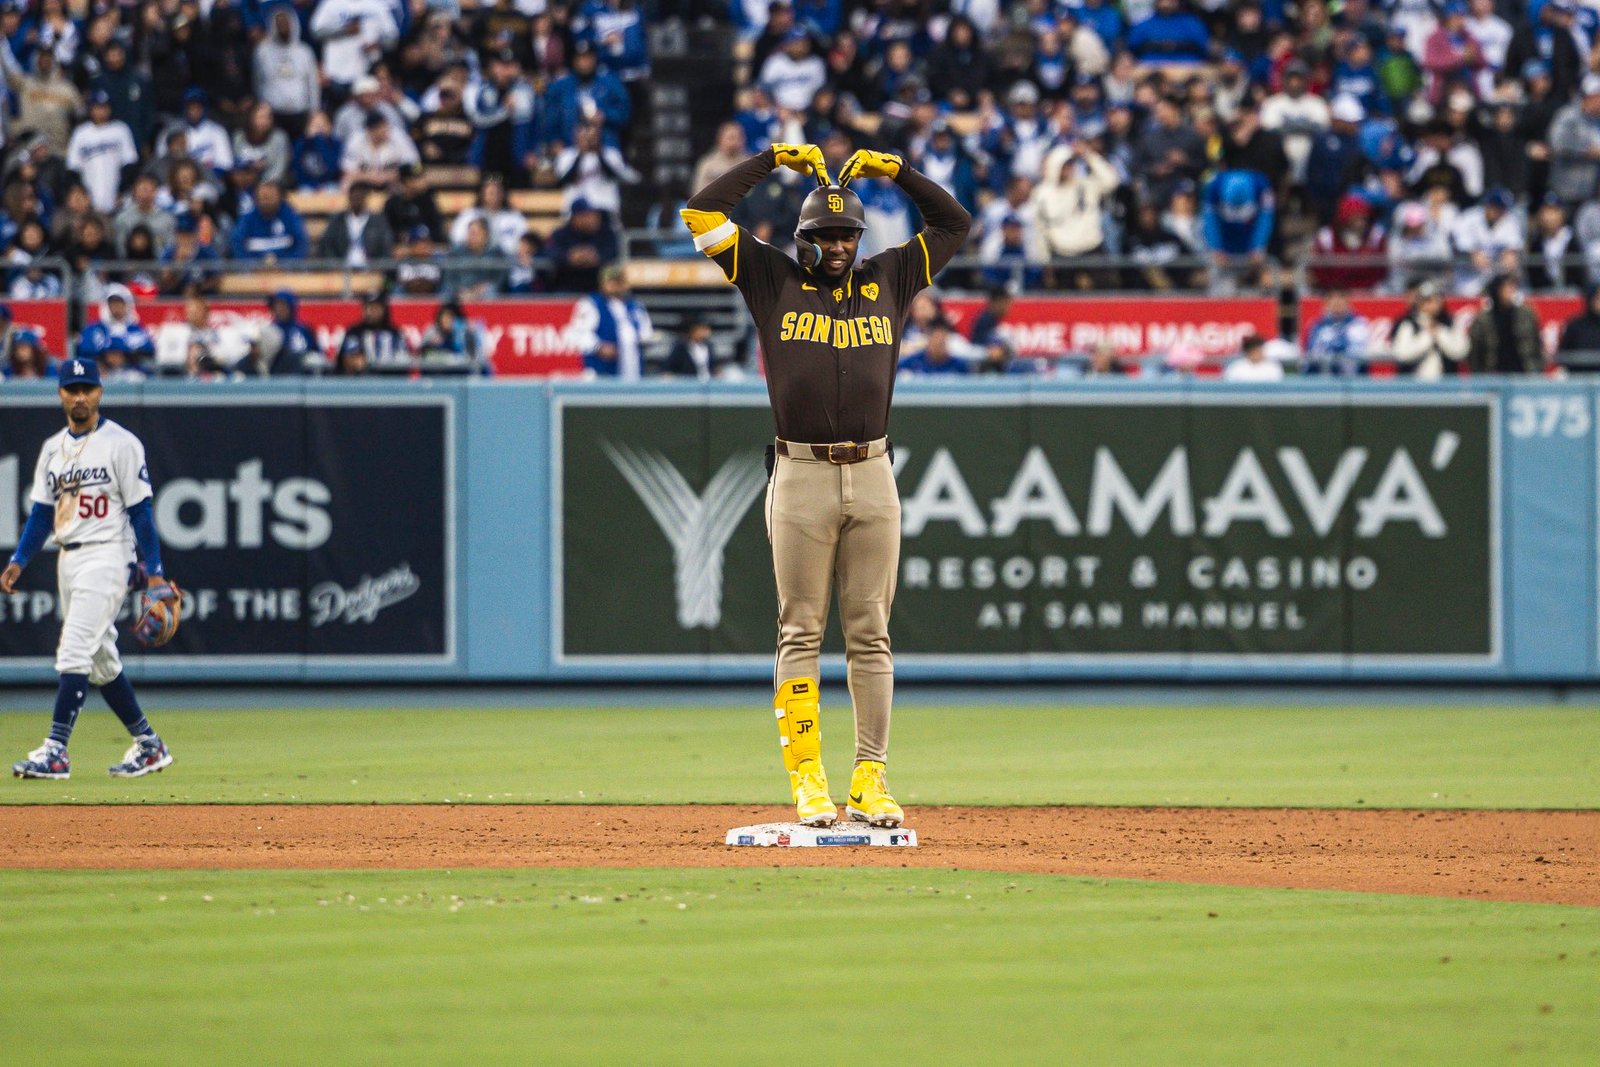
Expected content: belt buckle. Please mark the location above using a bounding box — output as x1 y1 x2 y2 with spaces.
827 441 859 464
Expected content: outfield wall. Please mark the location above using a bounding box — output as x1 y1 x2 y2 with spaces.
1 378 1595 683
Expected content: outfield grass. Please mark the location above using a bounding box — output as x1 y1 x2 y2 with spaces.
1 704 1596 807
0 868 1595 1067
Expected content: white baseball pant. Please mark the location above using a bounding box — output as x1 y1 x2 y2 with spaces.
54 542 134 685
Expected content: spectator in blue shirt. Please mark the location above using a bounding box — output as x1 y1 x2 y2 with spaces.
574 0 651 84
897 322 971 376
255 290 323 375
158 213 222 295
1303 288 1373 375
541 40 632 149
792 0 843 37
735 85 784 153
1306 96 1372 223
469 50 540 184
966 287 1014 348
77 283 155 366
1331 36 1389 118
545 199 620 292
979 210 1046 291
1126 0 1211 67
1076 0 1126 51
291 110 342 191
1202 168 1276 291
910 120 980 215
229 179 308 261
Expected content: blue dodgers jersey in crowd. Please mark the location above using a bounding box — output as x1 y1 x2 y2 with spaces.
77 321 154 362
541 68 631 148
1202 170 1276 255
231 203 309 260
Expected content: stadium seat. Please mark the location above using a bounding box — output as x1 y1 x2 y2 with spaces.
217 270 386 297
624 259 730 288
423 164 481 190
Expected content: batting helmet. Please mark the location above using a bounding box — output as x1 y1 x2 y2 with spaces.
794 185 866 269
796 185 867 234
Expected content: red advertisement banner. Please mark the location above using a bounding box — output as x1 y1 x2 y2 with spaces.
89 298 586 376
1299 295 1584 358
942 296 1281 359
7 299 69 359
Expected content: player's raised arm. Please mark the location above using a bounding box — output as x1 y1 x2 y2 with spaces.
680 144 827 317
843 149 972 301
682 143 829 221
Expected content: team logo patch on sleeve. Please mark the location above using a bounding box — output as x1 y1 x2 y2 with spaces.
861 282 879 301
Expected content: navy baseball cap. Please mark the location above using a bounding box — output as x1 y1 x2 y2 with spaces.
59 358 101 387
88 88 111 106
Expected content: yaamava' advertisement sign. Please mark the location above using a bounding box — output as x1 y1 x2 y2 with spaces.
555 393 1497 665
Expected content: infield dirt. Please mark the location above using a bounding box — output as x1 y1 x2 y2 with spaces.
2 805 1595 906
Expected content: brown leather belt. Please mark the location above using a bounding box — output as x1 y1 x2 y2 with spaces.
774 438 889 465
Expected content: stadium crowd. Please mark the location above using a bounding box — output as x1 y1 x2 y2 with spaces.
0 0 1599 380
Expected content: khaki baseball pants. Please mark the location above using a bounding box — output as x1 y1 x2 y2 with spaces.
765 441 899 764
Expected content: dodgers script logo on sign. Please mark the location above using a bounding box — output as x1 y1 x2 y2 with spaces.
1 396 455 666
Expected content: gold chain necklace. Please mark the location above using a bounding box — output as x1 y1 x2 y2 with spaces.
62 423 95 465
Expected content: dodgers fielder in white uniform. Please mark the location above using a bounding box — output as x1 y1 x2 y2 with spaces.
3 359 175 780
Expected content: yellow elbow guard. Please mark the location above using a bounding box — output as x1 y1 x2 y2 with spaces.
679 208 738 256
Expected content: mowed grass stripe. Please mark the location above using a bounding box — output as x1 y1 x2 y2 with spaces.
0 868 1595 1067
1 704 1595 808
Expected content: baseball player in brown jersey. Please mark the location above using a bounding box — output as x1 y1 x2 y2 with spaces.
680 143 970 827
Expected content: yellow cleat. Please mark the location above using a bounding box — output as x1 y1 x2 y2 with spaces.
846 761 903 827
791 765 837 827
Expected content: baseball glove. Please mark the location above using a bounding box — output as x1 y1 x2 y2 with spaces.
134 581 184 648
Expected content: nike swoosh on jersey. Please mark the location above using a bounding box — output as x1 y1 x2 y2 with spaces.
801 283 816 291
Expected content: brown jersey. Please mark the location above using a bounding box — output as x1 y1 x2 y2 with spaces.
682 151 971 443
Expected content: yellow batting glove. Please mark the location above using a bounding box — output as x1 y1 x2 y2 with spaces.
839 149 903 185
771 142 831 185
